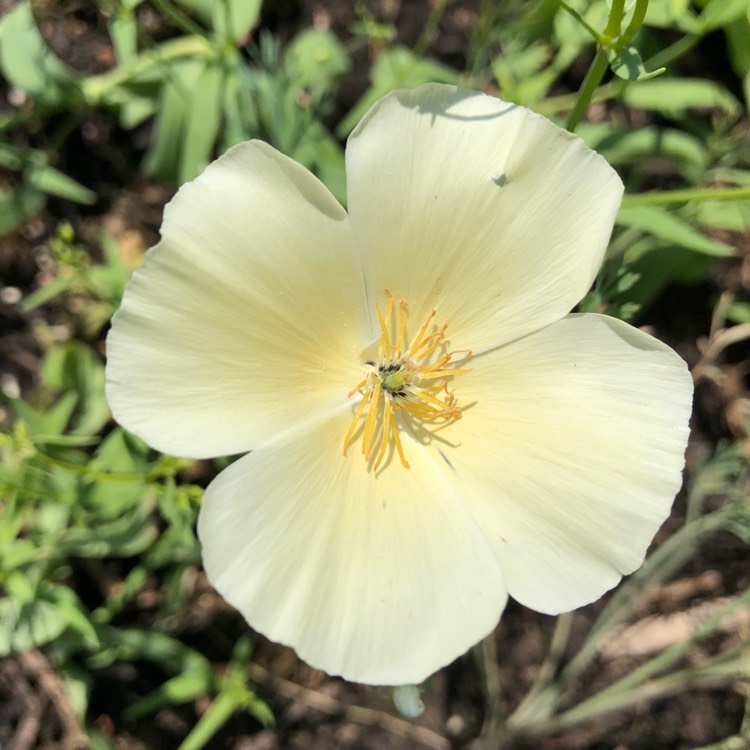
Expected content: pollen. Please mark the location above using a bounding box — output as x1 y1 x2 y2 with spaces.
343 290 470 470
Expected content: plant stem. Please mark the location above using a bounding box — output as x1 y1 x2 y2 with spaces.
603 0 625 42
535 79 625 115
177 689 238 750
32 449 144 483
151 0 208 39
508 612 573 726
622 186 750 206
560 507 735 689
646 33 700 71
509 505 738 731
414 0 448 58
542 647 749 736
618 0 649 49
565 47 610 132
82 35 213 103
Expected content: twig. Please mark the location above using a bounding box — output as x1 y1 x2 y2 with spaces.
1 657 46 750
18 650 88 750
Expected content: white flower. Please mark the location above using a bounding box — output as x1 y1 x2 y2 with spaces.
105 84 693 686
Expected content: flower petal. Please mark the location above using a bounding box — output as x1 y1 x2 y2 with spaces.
346 84 623 352
106 141 368 458
435 314 692 613
198 409 507 685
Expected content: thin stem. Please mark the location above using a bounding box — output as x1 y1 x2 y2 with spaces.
177 690 238 750
622 186 750 206
617 0 649 49
413 0 448 58
535 79 624 115
478 631 503 739
565 47 610 132
508 612 573 726
541 647 749 737
151 0 208 38
645 33 700 71
603 0 625 42
559 1 604 44
32 449 144 483
82 35 213 103
558 507 736 692
596 588 750 700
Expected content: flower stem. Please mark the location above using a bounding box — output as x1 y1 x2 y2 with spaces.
565 47 610 132
565 0 652 132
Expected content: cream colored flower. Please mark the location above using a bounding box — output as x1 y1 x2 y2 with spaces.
105 84 692 686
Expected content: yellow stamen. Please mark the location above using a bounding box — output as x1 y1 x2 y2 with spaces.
342 291 469 470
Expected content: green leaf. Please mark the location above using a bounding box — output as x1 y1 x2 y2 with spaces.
26 162 96 204
336 47 458 136
41 342 110 436
617 205 735 257
698 0 750 31
95 232 131 306
174 0 214 27
726 301 750 324
0 539 39 570
212 0 262 43
579 124 708 182
608 46 665 81
623 78 741 117
81 428 153 519
0 142 95 204
126 665 215 719
45 584 99 650
0 596 67 656
4 391 78 437
221 64 255 149
179 61 225 183
285 29 350 99
59 503 157 557
0 186 45 237
644 0 697 31
144 59 203 181
692 201 750 232
725 10 750 78
0 2 78 102
20 275 75 311
118 92 159 129
109 11 138 64
93 627 212 674
619 242 712 310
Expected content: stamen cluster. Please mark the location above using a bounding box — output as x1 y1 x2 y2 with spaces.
343 290 470 470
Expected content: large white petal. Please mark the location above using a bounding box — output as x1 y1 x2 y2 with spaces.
430 314 692 613
346 84 623 353
197 409 506 685
106 141 368 458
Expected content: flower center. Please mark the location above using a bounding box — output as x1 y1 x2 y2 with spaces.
343 290 470 470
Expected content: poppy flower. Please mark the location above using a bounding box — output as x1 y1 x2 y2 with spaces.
106 84 693 685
